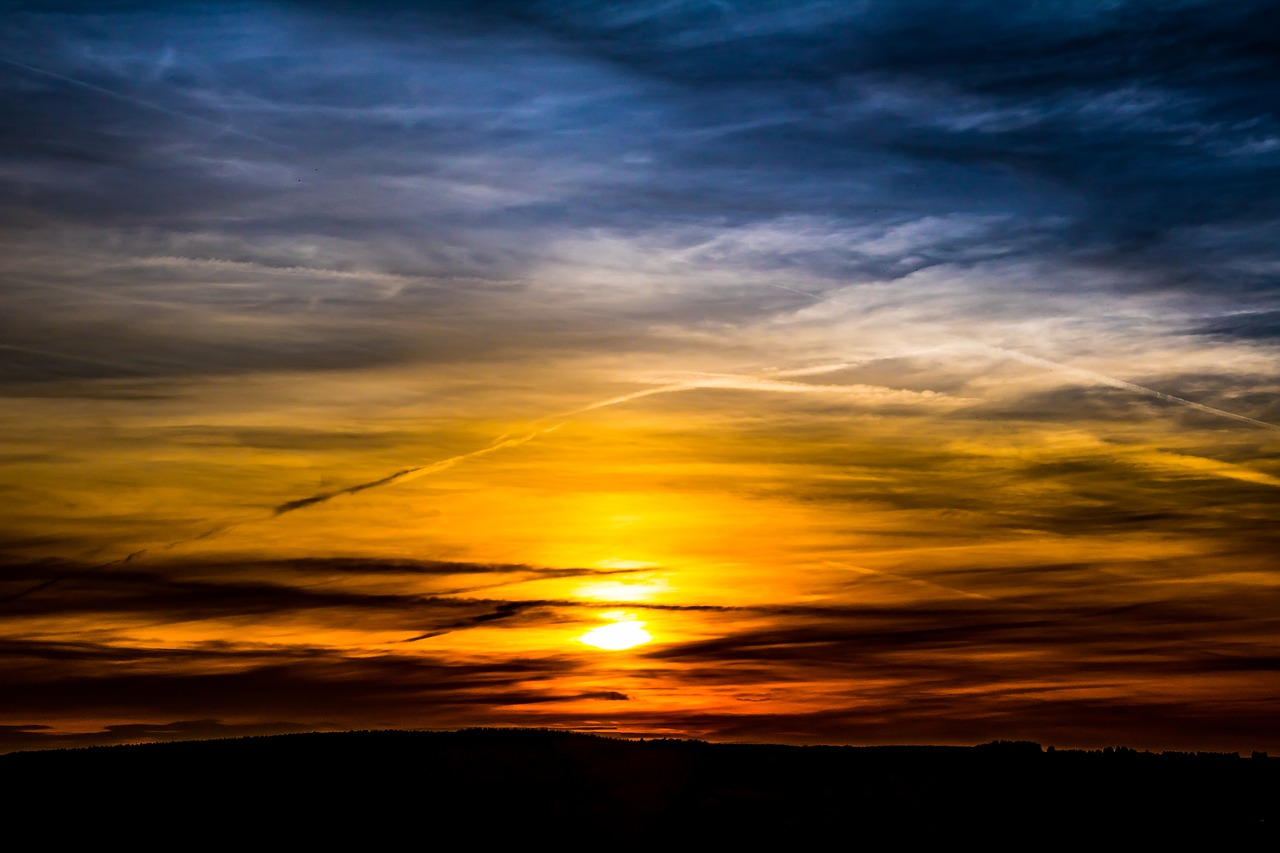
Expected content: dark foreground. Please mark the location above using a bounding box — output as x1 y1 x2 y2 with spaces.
3 729 1276 843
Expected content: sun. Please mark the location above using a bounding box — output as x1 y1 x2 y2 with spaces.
579 612 653 651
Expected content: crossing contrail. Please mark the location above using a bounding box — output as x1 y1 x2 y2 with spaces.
767 283 1280 433
971 344 1280 433
1 57 293 150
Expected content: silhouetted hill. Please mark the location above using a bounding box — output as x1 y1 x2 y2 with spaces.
3 729 1275 843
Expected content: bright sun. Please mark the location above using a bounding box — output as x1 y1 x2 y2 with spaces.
579 613 653 650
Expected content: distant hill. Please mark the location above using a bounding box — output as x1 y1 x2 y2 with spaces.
2 729 1275 843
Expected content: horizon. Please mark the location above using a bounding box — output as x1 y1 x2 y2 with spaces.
2 0 1279 756
2 723 1268 758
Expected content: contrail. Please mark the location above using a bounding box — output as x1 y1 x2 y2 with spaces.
559 370 948 419
276 370 947 517
5 365 945 606
272 427 557 516
827 561 995 602
972 344 1280 433
0 342 143 374
559 383 699 417
26 270 1273 593
1 57 293 151
0 547 148 605
0 432 558 602
767 283 1280 432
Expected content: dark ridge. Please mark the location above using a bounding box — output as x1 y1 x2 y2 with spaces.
2 728 1275 843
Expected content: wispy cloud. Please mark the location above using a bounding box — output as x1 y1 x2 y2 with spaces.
2 0 1278 753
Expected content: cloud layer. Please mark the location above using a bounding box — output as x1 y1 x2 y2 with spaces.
1 1 1278 752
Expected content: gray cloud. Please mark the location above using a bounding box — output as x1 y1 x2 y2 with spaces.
0 555 652 623
1 1 1276 390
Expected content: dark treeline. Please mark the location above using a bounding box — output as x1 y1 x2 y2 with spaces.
3 729 1275 844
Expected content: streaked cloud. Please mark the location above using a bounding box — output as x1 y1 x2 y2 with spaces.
1 1 1278 753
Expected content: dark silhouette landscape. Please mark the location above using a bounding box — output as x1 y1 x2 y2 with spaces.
3 728 1275 842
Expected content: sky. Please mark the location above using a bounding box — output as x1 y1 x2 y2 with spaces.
2 0 1279 754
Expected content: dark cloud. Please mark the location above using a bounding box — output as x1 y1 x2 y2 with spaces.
0 1 1276 388
476 0 1280 270
3 550 1278 751
0 643 582 722
0 555 653 626
587 693 1280 753
0 718 315 752
1193 310 1280 341
649 595 1280 676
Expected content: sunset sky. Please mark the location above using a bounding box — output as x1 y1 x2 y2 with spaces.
3 0 1279 754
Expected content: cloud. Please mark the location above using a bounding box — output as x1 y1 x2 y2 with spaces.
0 555 671 643
1 1 1278 754
0 718 315 752
1193 310 1280 341
257 368 955 522
3 542 1280 752
0 643 584 727
272 429 553 516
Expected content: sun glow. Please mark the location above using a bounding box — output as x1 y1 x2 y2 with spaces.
579 612 653 650
573 578 670 602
